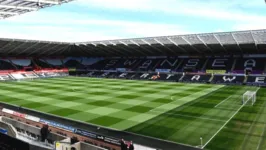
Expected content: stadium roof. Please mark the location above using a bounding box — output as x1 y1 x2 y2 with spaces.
77 29 266 57
0 29 266 57
0 0 73 19
0 38 72 56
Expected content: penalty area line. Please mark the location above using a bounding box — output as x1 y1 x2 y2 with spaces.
215 96 232 108
203 100 246 148
149 110 226 123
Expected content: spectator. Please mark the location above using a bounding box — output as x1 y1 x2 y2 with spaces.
129 141 134 150
40 124 50 142
120 139 126 150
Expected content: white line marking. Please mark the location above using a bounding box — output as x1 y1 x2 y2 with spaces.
203 103 244 148
256 122 266 150
256 87 261 93
152 85 224 113
215 106 238 111
203 87 261 148
254 87 266 150
215 96 232 108
240 87 263 150
149 110 226 122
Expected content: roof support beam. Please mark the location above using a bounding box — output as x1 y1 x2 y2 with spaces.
110 41 136 55
95 44 122 56
0 5 38 10
37 44 62 55
27 43 53 56
213 34 228 52
88 44 110 56
77 45 96 56
77 45 97 57
142 39 166 55
167 37 187 53
130 40 140 46
231 33 243 53
90 43 114 56
46 45 69 56
23 0 60 4
154 38 179 55
16 42 41 55
6 42 29 54
104 44 128 56
196 35 214 53
79 44 102 56
250 31 259 52
181 36 201 53
0 11 19 15
0 0 74 19
98 42 124 55
130 40 154 55
139 40 159 55
0 41 14 51
119 41 148 56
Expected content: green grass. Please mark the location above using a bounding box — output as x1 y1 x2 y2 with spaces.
0 77 265 150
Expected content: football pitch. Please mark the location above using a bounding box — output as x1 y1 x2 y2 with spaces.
0 77 266 150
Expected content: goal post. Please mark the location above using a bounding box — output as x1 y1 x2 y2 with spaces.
242 91 256 105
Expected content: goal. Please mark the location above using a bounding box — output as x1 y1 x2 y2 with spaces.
242 91 257 105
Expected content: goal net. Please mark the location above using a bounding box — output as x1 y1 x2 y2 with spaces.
242 91 257 105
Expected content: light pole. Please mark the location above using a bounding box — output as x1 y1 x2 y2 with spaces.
200 137 203 149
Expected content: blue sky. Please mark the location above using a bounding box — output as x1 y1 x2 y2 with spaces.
0 0 266 42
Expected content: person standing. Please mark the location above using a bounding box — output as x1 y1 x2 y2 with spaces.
120 139 126 150
129 141 134 150
40 124 50 142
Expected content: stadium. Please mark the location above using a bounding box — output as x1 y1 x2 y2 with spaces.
0 0 266 150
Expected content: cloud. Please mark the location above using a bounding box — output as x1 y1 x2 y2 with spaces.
1 0 265 42
76 0 266 35
0 25 120 42
77 0 266 22
232 23 266 31
1 17 188 42
76 0 152 11
1 8 189 42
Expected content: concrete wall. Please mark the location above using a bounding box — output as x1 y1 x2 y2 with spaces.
80 142 106 150
1 117 66 144
1 103 201 150
0 121 16 137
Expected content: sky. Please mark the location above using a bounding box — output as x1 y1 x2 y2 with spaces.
0 0 266 42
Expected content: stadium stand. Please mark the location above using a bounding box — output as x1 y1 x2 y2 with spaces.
118 72 137 79
63 57 85 69
45 58 64 68
181 74 212 83
211 74 245 84
1 56 266 86
179 58 206 72
0 59 16 70
10 59 31 67
33 59 54 69
154 58 179 71
204 57 234 72
66 55 266 86
233 57 266 74
1 29 266 150
246 75 266 86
